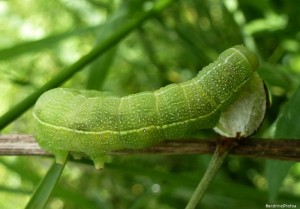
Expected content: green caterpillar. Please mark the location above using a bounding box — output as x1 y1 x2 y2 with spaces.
33 45 259 168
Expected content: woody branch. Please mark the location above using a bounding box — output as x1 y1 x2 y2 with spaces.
0 134 299 162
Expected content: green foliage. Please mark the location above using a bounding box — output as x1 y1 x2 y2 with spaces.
25 161 67 209
0 0 300 208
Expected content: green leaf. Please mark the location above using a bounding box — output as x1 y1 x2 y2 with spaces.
266 84 300 201
265 160 292 202
258 63 293 91
275 85 300 138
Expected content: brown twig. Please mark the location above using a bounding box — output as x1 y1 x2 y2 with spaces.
0 134 300 161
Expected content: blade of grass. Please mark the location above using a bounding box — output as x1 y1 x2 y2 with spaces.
86 2 128 90
0 157 101 208
0 0 174 130
0 25 100 61
25 159 68 209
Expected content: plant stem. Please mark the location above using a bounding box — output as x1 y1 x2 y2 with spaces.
185 139 232 209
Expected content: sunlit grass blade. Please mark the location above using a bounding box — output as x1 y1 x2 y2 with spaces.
0 25 100 61
25 159 67 209
86 2 128 90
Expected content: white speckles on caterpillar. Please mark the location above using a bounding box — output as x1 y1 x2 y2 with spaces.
33 45 259 169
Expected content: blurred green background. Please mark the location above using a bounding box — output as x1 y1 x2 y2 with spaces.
1 0 300 208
